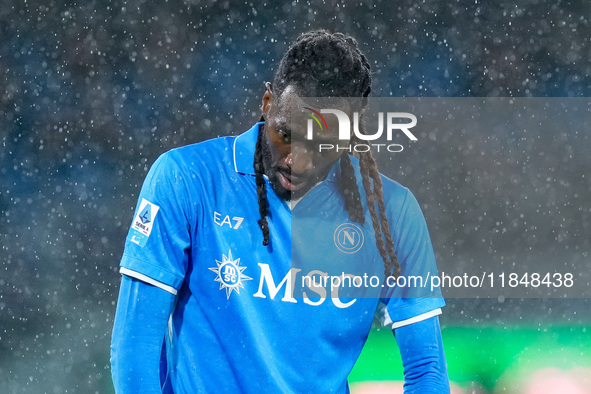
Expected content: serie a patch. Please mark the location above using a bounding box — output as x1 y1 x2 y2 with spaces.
127 198 160 247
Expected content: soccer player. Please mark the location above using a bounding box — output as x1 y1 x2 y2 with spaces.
111 30 449 393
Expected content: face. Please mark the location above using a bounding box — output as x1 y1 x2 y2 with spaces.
261 85 350 201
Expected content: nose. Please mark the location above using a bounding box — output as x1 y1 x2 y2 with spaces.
287 145 314 175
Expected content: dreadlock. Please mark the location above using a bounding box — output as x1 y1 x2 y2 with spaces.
254 117 270 246
254 30 401 278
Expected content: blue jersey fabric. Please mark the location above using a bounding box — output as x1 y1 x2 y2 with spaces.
111 276 175 393
118 122 445 393
395 315 449 392
110 278 448 393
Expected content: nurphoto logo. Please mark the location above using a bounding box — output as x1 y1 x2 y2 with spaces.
302 107 418 153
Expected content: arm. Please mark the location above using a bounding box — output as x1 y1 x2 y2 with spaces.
393 316 450 393
111 275 175 393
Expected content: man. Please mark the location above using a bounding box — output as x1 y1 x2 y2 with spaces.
111 30 449 393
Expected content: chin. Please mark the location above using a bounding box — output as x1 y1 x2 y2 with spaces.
269 177 315 201
268 175 293 201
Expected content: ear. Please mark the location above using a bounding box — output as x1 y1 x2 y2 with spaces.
261 83 273 119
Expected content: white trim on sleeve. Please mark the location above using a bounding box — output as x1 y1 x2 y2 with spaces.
376 301 442 330
391 308 442 329
120 267 178 296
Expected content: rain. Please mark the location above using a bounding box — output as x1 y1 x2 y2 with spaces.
1 0 590 392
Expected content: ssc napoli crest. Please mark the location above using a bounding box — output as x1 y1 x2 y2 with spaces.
334 223 364 254
208 250 252 299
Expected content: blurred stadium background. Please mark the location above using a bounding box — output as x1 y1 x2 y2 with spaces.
1 0 590 392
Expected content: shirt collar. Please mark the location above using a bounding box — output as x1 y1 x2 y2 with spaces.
233 122 263 175
232 121 341 185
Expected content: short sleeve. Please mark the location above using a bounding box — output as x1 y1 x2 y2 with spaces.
377 188 445 326
119 151 192 293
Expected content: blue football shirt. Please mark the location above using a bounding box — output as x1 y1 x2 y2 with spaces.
120 122 445 393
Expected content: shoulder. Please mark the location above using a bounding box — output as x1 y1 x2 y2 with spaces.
378 172 418 230
378 171 412 205
347 155 417 224
145 135 238 181
160 135 237 169
141 135 239 195
347 155 412 203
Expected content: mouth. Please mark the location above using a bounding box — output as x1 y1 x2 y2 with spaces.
276 168 307 191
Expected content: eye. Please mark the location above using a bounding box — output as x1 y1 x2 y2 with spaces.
277 129 291 143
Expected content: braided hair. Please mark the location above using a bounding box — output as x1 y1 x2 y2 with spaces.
254 30 401 278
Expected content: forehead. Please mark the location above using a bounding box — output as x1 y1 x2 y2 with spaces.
272 86 350 113
269 86 302 121
270 86 352 140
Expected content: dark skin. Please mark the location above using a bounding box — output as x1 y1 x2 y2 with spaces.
260 83 350 201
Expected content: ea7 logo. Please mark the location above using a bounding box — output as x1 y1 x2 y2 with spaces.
214 211 244 229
